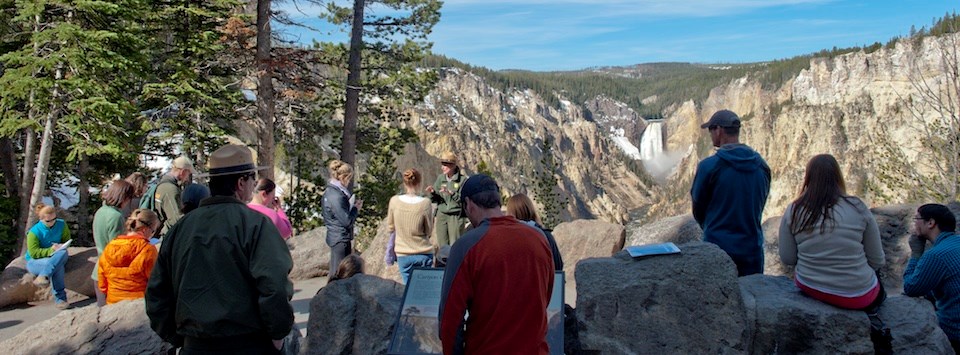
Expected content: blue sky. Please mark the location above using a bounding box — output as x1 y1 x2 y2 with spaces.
277 0 958 71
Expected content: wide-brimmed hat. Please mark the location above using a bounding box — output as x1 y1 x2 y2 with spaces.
440 152 458 166
197 144 268 177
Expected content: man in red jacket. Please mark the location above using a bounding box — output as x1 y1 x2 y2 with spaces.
438 174 555 354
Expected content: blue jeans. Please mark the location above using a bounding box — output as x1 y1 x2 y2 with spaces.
398 254 433 285
26 249 69 302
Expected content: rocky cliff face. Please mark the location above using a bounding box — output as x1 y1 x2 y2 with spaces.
399 68 653 223
649 33 958 219
396 33 954 225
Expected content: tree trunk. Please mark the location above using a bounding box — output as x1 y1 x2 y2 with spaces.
16 129 36 254
256 0 276 180
76 155 91 245
28 65 62 234
341 0 365 167
0 137 17 198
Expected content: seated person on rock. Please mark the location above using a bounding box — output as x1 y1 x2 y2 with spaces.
98 209 160 305
778 154 886 310
25 203 72 310
903 203 960 352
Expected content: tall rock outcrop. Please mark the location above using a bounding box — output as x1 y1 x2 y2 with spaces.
651 33 960 219
400 68 652 224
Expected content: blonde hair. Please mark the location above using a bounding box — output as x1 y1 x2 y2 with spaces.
126 209 160 234
506 194 543 226
328 160 354 182
402 168 421 188
34 203 56 219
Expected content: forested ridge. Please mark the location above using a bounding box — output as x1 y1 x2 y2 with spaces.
421 12 960 118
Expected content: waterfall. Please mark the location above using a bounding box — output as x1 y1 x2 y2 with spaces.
639 122 664 161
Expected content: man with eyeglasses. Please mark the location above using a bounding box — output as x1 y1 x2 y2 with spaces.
154 156 196 236
690 109 771 276
903 203 960 352
147 144 293 354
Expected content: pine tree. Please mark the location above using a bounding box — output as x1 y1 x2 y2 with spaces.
532 137 568 229
0 0 151 254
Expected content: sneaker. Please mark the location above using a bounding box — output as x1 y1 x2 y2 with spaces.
33 275 49 287
55 300 69 310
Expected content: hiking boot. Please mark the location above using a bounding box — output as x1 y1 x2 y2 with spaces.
33 275 49 287
56 300 70 310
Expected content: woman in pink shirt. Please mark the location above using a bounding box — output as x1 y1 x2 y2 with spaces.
248 178 294 239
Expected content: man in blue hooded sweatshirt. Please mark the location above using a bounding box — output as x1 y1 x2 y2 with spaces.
691 109 771 276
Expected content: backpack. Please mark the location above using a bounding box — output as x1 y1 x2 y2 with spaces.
139 180 175 237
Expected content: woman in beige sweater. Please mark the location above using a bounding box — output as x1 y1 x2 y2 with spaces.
386 168 435 284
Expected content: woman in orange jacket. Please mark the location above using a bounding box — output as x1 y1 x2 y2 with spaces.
97 208 160 305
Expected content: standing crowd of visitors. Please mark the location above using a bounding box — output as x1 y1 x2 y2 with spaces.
18 108 960 354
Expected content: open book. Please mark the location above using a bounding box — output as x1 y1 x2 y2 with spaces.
626 242 681 258
55 239 72 252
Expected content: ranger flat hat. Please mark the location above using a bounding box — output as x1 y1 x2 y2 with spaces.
197 144 268 177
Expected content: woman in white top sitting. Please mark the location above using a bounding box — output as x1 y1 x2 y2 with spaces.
386 168 434 284
779 154 885 310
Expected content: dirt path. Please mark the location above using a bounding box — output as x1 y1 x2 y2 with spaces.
0 276 327 341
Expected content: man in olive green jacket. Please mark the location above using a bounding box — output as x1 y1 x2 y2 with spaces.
154 156 195 235
426 152 469 247
146 145 293 354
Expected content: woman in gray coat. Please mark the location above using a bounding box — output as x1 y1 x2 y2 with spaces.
322 160 363 281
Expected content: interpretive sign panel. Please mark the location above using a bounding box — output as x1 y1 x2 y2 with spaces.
388 268 565 355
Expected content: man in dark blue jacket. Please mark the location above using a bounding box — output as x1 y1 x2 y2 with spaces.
691 109 771 276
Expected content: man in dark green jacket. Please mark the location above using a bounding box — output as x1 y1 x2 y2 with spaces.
146 144 293 354
426 152 469 247
154 156 195 235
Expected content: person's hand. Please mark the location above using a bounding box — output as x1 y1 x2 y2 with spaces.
272 339 283 351
51 243 61 250
440 186 449 195
425 186 434 194
908 234 927 258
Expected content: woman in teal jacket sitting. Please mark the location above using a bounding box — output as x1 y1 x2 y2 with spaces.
26 203 71 309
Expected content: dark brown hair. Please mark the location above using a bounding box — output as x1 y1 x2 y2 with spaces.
402 168 421 188
255 178 276 193
506 193 543 226
789 154 850 234
102 179 135 208
125 172 148 197
332 254 364 282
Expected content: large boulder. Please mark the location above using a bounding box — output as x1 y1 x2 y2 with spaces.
870 204 919 292
0 299 171 354
880 295 954 354
302 274 404 354
760 216 793 277
552 219 624 300
0 247 97 308
624 214 702 247
739 274 873 354
738 274 951 354
360 221 402 284
575 242 748 353
287 227 331 281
